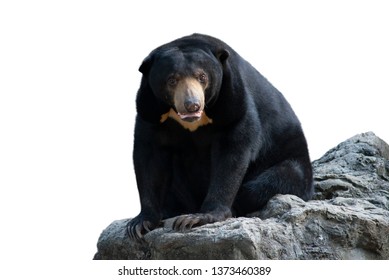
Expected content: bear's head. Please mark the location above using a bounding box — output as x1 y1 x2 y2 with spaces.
138 38 229 129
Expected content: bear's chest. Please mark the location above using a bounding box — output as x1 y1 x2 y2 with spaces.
157 123 215 188
157 119 216 149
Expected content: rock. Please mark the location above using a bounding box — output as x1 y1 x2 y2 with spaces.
313 132 389 209
93 132 389 260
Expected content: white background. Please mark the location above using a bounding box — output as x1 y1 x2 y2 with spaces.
1 0 388 277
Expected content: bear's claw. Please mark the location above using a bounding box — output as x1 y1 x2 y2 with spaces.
127 218 155 240
172 214 210 231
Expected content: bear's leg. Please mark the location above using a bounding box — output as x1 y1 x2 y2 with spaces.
233 158 313 215
127 124 172 239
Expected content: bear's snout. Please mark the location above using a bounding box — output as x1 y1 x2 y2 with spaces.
173 77 205 122
184 99 201 113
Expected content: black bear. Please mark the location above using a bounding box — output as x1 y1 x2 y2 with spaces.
127 34 313 239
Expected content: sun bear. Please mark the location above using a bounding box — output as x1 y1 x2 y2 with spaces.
127 34 313 239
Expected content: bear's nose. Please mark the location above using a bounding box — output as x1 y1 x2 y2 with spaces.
184 100 201 112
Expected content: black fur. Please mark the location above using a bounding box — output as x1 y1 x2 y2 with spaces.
127 34 313 239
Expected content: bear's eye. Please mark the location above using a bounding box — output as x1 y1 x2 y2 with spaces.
198 73 208 84
167 77 177 87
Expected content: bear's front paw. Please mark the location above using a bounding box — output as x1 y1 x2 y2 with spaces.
126 215 160 240
172 213 215 231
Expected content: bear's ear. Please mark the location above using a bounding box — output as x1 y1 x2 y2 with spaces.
138 54 153 74
216 49 230 63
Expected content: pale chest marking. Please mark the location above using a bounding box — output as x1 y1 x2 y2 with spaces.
160 108 213 132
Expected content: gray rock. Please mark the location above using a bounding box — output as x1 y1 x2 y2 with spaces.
313 132 389 210
93 132 389 260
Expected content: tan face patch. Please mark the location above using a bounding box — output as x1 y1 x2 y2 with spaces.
159 76 211 131
173 77 205 116
160 108 213 132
